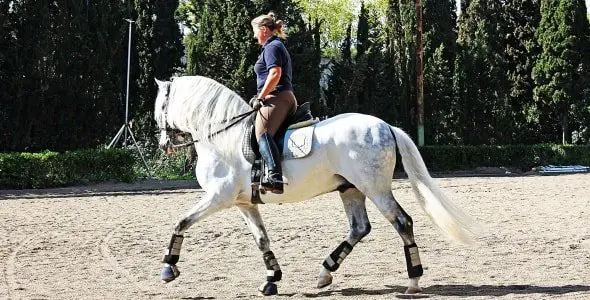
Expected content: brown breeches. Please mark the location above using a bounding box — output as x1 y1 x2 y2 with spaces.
255 90 297 140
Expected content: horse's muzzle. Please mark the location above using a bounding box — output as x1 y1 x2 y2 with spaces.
159 140 176 155
158 132 176 155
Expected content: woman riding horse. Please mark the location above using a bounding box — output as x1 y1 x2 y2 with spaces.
251 12 297 194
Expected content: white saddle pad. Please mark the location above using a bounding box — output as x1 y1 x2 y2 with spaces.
282 125 315 160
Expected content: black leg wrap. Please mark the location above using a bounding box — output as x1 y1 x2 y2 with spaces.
263 251 282 282
164 254 179 265
163 234 184 265
322 241 353 272
404 243 423 278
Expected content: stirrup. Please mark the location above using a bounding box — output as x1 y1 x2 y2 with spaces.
262 183 284 194
262 172 284 194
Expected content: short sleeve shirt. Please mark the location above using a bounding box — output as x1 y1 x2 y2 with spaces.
254 36 293 93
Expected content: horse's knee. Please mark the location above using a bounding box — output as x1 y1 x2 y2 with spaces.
256 236 270 251
351 221 371 240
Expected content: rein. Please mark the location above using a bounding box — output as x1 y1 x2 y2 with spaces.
169 107 258 148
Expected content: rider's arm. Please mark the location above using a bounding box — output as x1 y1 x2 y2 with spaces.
258 66 282 101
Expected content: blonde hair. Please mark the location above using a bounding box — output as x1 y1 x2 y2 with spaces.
251 12 287 39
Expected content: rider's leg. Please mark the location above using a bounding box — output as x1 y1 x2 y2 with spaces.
255 91 296 194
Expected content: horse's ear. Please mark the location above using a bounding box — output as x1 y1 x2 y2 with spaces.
155 78 164 88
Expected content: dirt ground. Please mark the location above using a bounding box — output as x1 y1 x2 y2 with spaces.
1 174 589 299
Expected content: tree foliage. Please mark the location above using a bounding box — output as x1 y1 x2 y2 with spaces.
0 1 130 151
503 0 541 143
532 0 590 144
180 0 320 104
423 0 458 144
2 0 590 153
0 1 182 152
454 0 510 145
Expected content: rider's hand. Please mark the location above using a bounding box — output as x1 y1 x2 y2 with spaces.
249 96 263 110
248 95 257 107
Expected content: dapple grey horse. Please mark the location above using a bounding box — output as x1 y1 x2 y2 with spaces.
154 76 477 295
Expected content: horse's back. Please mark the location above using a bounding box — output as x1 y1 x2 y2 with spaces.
314 113 394 147
311 113 397 190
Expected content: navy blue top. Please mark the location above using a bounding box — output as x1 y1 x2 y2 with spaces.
254 36 293 93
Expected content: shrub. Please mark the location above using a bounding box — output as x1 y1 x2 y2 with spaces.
0 148 136 189
419 144 590 172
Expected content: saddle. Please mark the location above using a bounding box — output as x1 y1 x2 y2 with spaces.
242 102 319 203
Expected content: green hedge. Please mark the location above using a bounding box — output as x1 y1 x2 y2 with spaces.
2 144 588 189
0 148 136 189
419 144 590 172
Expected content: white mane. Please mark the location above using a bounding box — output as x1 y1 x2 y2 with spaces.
165 76 251 160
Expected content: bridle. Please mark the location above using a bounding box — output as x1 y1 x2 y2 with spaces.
159 84 259 149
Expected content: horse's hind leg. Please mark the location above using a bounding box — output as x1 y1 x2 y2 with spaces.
237 204 282 296
161 193 231 283
370 192 423 294
317 187 371 288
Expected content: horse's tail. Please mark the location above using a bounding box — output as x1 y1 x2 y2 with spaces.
390 126 479 245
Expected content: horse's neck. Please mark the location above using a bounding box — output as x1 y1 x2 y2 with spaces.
192 123 247 163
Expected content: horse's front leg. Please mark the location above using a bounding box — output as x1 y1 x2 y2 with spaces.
161 192 233 282
237 204 282 296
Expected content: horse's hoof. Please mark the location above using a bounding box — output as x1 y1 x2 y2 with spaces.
405 286 423 294
161 263 180 283
317 273 333 289
258 282 278 296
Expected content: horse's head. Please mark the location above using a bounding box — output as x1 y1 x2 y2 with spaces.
154 78 175 154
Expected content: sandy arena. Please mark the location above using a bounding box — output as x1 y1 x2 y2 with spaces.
1 174 589 299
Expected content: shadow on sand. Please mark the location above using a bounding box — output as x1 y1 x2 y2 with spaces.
302 284 590 298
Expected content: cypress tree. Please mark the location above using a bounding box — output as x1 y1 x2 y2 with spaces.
134 0 156 120
324 23 355 115
0 1 130 151
183 0 262 96
423 0 458 144
0 0 13 140
133 0 184 142
356 2 369 59
182 0 320 103
425 45 458 144
386 0 416 132
504 0 541 143
355 1 397 125
454 0 508 145
533 0 590 144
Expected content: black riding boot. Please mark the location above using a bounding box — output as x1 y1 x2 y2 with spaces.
258 131 284 194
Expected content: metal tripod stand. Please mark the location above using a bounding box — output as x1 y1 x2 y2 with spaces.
107 19 151 176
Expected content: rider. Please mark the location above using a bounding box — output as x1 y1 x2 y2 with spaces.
251 12 297 194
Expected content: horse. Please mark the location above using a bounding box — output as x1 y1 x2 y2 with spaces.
154 76 478 296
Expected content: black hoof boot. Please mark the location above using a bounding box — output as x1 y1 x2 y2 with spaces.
259 282 278 296
161 264 180 282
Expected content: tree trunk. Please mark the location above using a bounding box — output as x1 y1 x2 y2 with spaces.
561 113 569 145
